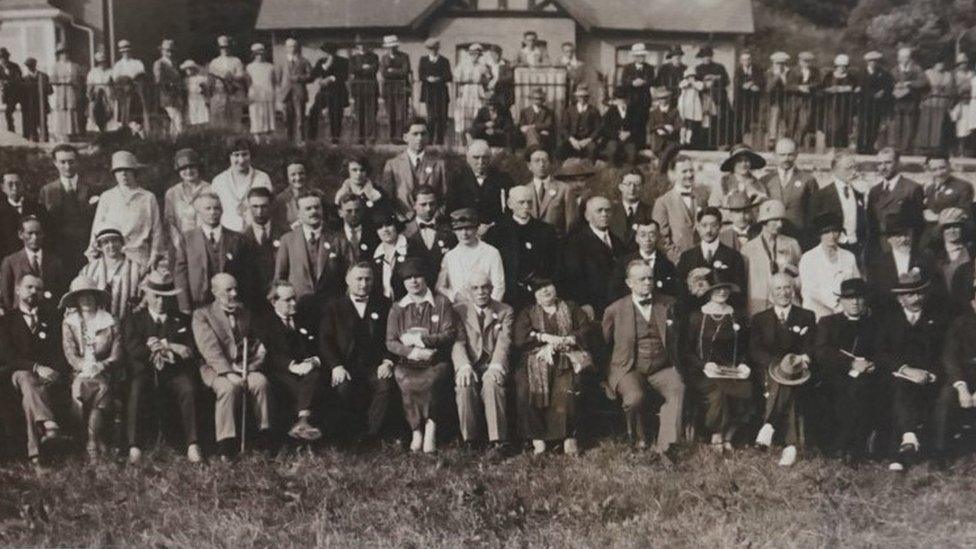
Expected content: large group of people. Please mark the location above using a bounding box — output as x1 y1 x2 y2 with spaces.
3 110 976 475
6 35 976 160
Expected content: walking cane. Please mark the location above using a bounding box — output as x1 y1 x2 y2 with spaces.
240 336 249 453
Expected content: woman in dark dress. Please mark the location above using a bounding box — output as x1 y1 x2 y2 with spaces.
513 277 593 455
682 268 753 453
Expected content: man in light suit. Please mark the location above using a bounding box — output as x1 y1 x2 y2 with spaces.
810 151 867 262
740 200 803 317
759 138 819 247
192 273 270 458
381 118 448 220
0 216 66 311
516 147 577 236
866 147 924 260
38 144 97 273
603 261 684 454
608 170 654 251
174 192 250 314
274 38 313 144
451 272 514 450
273 190 346 322
652 154 711 263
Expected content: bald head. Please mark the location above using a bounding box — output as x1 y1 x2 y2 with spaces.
467 139 491 176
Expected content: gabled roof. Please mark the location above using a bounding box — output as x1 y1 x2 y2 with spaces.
256 0 754 34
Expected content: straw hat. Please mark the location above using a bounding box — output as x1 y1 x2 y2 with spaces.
938 207 969 229
142 270 181 296
630 43 648 56
59 276 110 310
770 51 790 63
769 354 811 386
250 43 266 54
864 51 883 62
651 86 672 101
383 35 400 48
720 191 755 212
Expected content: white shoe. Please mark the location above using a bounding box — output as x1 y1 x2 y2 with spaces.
410 430 423 452
532 439 546 455
563 438 579 456
187 443 202 464
778 445 797 467
755 423 774 448
128 446 142 464
422 420 437 454
888 462 905 472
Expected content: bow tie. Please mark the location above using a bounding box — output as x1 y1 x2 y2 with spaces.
352 296 369 303
418 222 436 230
680 192 693 198
638 298 652 306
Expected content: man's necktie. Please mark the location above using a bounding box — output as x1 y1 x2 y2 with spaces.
705 249 713 264
25 312 36 333
208 230 217 246
843 185 851 199
639 298 652 307
254 227 264 246
602 233 612 249
28 254 39 276
227 312 241 342
477 309 485 332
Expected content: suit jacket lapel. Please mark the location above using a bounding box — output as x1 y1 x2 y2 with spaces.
538 181 555 215
652 298 668 348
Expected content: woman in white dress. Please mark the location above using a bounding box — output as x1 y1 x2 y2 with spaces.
181 60 210 126
454 44 488 141
246 43 276 139
953 53 976 155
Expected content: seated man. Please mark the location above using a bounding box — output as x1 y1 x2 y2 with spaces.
192 273 270 458
813 278 878 465
598 88 642 167
556 84 600 161
468 98 516 150
319 263 396 442
260 280 323 442
121 271 200 463
386 258 457 454
603 261 684 455
750 272 816 467
451 272 514 450
876 271 949 472
0 274 65 465
934 284 976 469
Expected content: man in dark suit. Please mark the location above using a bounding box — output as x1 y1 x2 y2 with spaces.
121 271 200 464
876 271 949 472
380 35 412 142
759 137 818 247
418 38 452 145
0 274 64 463
732 51 764 144
274 190 347 322
446 139 514 227
403 185 456 287
0 215 65 312
0 168 48 258
260 280 324 441
750 273 816 467
675 207 748 313
350 39 381 144
599 88 643 167
308 44 349 144
0 47 22 132
556 84 601 161
319 263 396 441
857 51 893 154
484 186 558 310
603 261 684 453
865 212 937 312
936 286 976 468
241 187 283 309
611 221 678 300
20 57 51 142
609 170 654 251
620 43 655 148
562 196 626 319
335 194 378 266
518 88 555 151
39 144 96 273
922 154 974 246
274 38 313 144
810 151 867 261
813 278 879 465
655 45 686 98
380 118 448 220
174 192 251 314
867 148 925 259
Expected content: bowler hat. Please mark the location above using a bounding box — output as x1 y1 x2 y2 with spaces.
554 158 596 179
720 191 755 212
59 276 111 310
630 43 648 56
938 207 969 229
756 199 786 223
142 270 181 296
666 45 683 58
450 208 479 230
173 148 201 171
813 211 844 234
111 150 143 172
398 257 426 279
891 269 930 294
835 277 868 298
769 354 811 386
697 45 714 58
720 144 766 172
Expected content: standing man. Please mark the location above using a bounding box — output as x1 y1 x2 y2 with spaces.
620 43 655 148
557 84 601 161
611 221 679 299
211 138 273 232
111 40 146 131
380 35 412 143
608 169 654 250
334 195 377 266
760 137 818 246
174 192 251 314
403 186 456 287
0 47 22 132
208 35 247 132
0 169 47 258
446 139 514 228
88 151 165 267
741 200 803 317
192 273 271 458
308 44 349 144
274 38 313 145
695 46 732 149
858 51 893 154
515 147 578 236
885 47 926 154
656 45 686 99
675 207 747 312
866 147 924 260
811 151 868 261
39 144 95 273
319 263 397 442
437 208 505 304
240 187 281 308
599 87 642 167
733 51 763 144
418 39 452 146
153 39 184 136
922 154 974 245
652 153 711 263
603 261 684 454
451 272 514 450
349 38 380 144
20 57 51 142
562 196 626 319
380 118 448 220
786 52 821 147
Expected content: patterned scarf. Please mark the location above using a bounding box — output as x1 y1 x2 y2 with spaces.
525 300 591 408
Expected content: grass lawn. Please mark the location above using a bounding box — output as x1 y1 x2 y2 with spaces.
2 441 976 547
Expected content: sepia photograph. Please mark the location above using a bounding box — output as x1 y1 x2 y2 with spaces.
2 0 976 546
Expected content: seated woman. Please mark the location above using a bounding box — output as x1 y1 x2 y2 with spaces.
935 208 975 311
371 209 423 300
60 275 122 459
333 155 388 217
683 267 754 453
709 144 768 207
79 227 148 322
514 276 594 455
